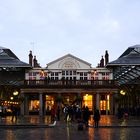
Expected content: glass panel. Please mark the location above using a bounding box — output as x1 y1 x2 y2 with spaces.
55 72 58 76
66 71 68 75
84 72 87 76
83 94 93 111
51 72 54 76
100 100 106 110
62 71 65 75
45 95 54 112
80 72 83 76
73 71 76 75
29 100 39 111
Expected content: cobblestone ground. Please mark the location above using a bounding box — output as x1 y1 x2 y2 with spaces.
0 126 140 140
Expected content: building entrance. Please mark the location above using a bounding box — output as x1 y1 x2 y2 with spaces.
23 91 112 116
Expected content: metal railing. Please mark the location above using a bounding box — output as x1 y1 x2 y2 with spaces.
24 79 117 88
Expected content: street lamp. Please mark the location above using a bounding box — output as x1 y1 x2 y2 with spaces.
120 90 126 95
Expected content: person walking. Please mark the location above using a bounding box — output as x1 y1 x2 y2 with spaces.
11 105 19 122
51 106 56 122
93 109 100 128
83 106 90 127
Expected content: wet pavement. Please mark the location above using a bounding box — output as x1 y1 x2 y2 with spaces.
0 115 140 127
0 115 140 140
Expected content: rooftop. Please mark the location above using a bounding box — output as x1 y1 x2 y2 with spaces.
107 45 140 66
0 47 31 68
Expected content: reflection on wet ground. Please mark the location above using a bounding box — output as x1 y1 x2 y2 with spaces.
0 115 140 127
0 126 140 140
0 115 140 140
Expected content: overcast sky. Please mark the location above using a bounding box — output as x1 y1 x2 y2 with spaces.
0 0 140 67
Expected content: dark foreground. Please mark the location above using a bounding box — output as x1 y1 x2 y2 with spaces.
0 126 140 140
0 115 140 140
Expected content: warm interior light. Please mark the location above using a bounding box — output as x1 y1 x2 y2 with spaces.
120 90 126 95
13 91 19 96
10 97 14 100
83 94 92 110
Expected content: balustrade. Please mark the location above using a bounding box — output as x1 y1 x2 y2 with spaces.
24 79 117 87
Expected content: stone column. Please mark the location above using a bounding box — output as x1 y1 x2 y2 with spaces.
77 92 82 108
110 94 114 115
20 92 25 116
24 95 29 115
106 95 109 115
39 93 43 116
96 93 100 110
92 94 94 112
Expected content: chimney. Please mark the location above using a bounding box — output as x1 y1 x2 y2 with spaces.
100 56 104 67
29 50 33 66
33 55 38 67
105 50 109 65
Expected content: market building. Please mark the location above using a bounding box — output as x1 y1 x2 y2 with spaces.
20 51 118 116
0 46 31 115
2 45 139 117
107 45 140 116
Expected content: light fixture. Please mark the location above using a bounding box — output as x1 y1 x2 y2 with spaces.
120 90 126 95
10 96 14 100
13 91 19 96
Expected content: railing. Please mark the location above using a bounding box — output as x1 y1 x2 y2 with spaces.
24 79 117 88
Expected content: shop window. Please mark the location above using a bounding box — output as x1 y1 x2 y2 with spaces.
45 95 54 112
83 94 93 111
29 100 39 111
100 95 110 111
100 100 106 110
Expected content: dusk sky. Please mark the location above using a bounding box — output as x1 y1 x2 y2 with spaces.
0 0 140 67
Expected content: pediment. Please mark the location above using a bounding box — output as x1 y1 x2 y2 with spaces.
47 54 91 69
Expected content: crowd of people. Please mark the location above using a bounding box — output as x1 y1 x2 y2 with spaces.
0 104 20 122
51 104 101 128
0 103 101 128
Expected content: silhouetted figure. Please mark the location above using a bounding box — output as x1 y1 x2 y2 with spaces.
83 106 90 127
51 106 56 122
75 106 82 120
57 106 61 121
93 109 100 128
11 105 20 122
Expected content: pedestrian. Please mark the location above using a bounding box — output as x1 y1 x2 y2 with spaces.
11 105 19 122
83 106 90 127
51 106 56 122
75 105 82 121
0 105 2 118
57 106 61 121
63 105 68 121
93 109 100 128
2 105 7 118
